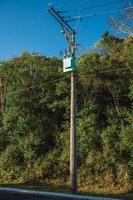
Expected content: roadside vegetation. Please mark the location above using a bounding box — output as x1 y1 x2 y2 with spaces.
0 33 133 194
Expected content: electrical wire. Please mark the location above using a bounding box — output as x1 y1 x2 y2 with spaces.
66 6 132 22
1 9 48 49
54 0 126 12
5 68 133 95
55 0 89 10
14 9 48 34
7 76 69 95
99 67 133 73
75 9 82 35
79 67 132 76
77 0 126 12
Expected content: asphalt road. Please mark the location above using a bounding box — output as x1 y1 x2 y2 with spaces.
0 192 77 200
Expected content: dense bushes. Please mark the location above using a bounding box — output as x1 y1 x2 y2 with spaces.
0 34 133 193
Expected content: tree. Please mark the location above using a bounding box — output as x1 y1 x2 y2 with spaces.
0 34 132 192
109 6 133 35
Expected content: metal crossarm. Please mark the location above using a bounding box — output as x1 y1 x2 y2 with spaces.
48 6 75 35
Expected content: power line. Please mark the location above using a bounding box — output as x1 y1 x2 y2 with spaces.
54 0 126 13
75 9 82 35
79 67 132 76
5 67 133 95
79 0 126 12
14 9 48 34
7 76 69 95
66 6 131 22
24 9 48 26
100 67 133 73
55 0 89 10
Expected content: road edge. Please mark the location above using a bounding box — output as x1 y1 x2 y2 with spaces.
0 187 122 200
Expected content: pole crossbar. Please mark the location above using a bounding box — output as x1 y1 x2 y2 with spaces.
48 6 75 35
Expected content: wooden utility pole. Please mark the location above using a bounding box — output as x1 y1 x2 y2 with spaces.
48 6 77 193
70 33 77 193
70 70 77 193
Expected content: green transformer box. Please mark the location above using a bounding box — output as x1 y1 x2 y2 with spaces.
63 56 77 73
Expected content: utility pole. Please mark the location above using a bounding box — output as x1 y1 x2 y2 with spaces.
48 6 77 193
70 32 77 193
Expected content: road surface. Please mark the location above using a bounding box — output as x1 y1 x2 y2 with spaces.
0 191 77 200
1 190 128 200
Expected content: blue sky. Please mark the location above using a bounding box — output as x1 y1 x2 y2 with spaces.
0 0 130 60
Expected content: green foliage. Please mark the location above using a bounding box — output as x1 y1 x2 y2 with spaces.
0 35 133 193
